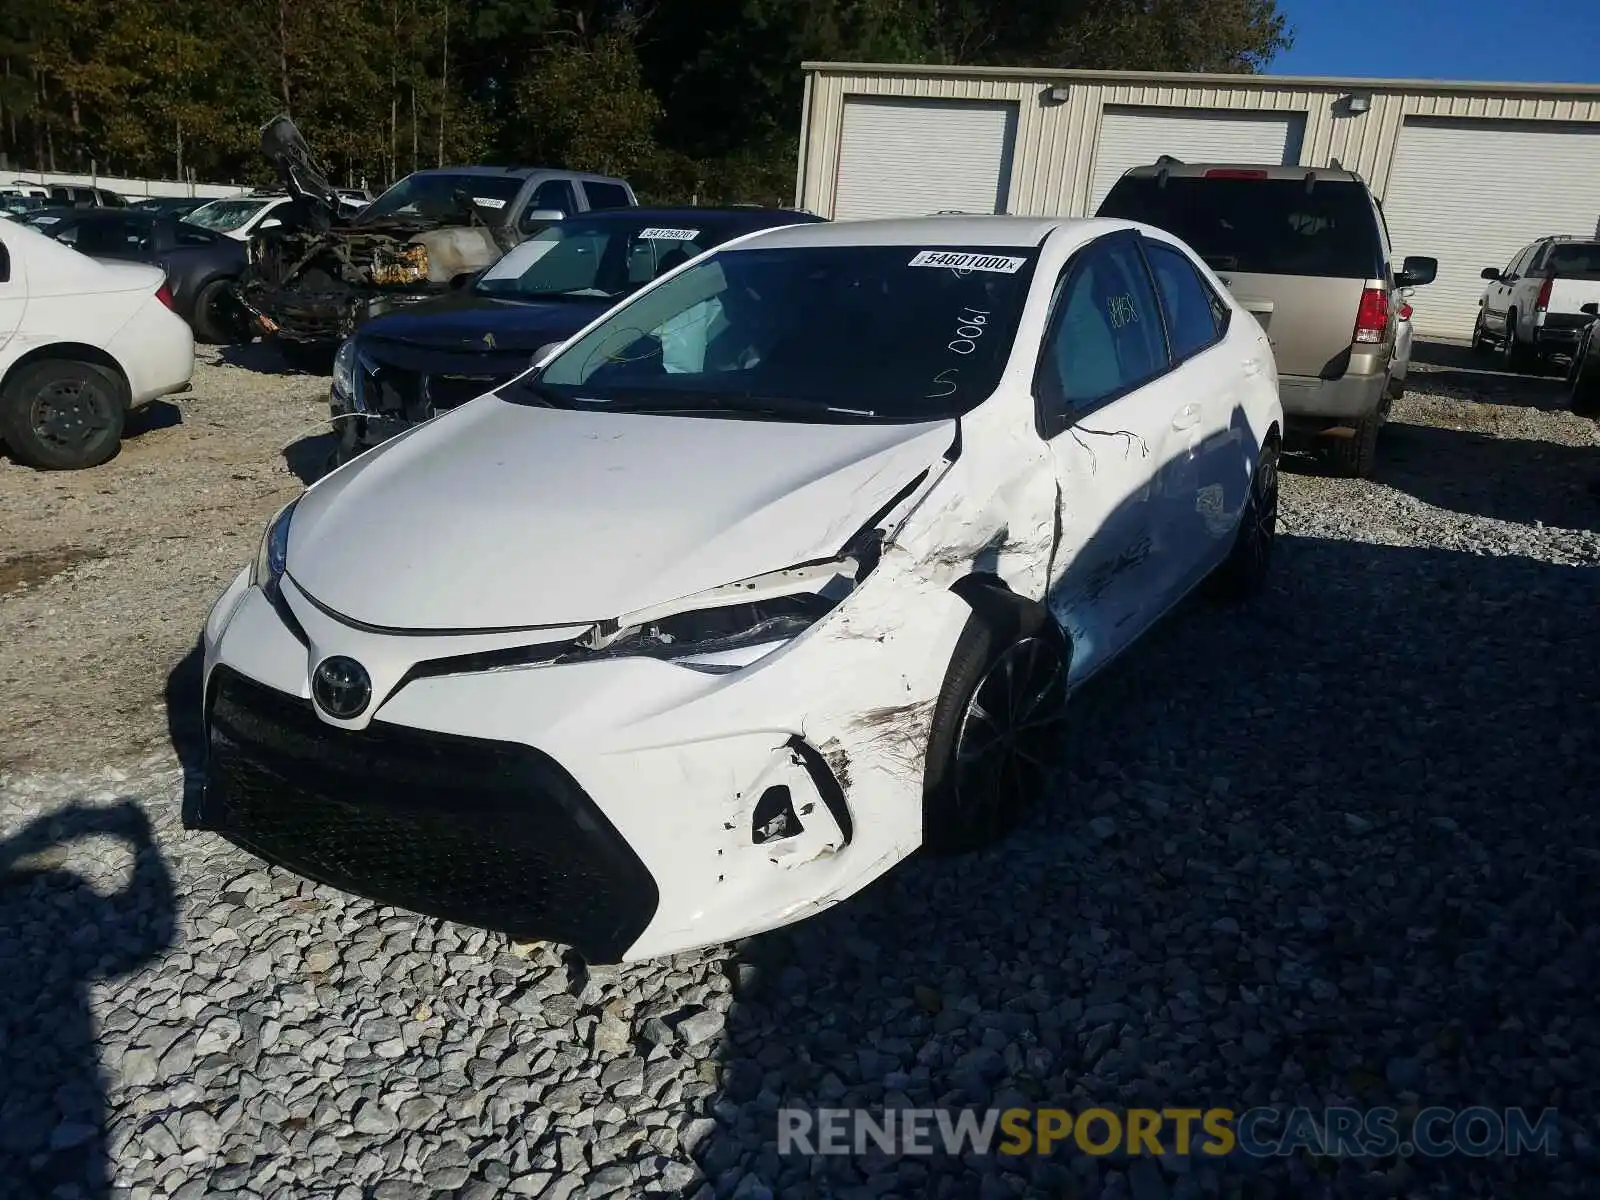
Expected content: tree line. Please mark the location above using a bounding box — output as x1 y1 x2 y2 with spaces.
0 0 1292 205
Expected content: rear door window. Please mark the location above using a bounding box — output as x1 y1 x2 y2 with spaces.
1097 176 1383 279
583 181 633 211
1143 239 1226 362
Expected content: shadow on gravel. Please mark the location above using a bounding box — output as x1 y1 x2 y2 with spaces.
693 535 1600 1198
124 400 184 439
1381 419 1600 533
0 802 176 1198
1409 340 1574 410
165 640 207 817
283 433 337 486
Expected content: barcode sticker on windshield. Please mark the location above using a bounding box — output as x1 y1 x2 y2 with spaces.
639 227 701 241
472 196 507 209
909 250 1026 273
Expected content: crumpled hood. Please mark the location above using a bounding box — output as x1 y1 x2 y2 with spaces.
287 396 955 631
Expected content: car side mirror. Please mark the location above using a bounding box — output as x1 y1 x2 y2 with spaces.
531 341 564 367
1480 266 1501 281
1582 302 1599 316
449 271 476 291
524 208 566 223
1396 256 1437 288
259 218 283 231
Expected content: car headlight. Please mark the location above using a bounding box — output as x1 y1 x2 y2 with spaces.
250 498 299 603
332 337 359 400
567 593 840 675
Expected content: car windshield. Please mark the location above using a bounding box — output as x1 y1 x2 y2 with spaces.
476 218 734 302
357 173 523 224
185 198 272 232
523 243 1037 421
1098 176 1382 278
1544 242 1600 278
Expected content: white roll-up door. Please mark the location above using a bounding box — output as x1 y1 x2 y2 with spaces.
832 98 1018 220
1087 107 1306 213
1381 117 1600 339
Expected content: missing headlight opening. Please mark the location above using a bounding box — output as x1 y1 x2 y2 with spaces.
751 785 803 844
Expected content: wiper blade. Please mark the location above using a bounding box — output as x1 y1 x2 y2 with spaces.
509 378 568 408
608 394 881 419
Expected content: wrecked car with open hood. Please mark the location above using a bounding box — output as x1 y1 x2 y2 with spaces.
192 215 1283 963
235 115 637 362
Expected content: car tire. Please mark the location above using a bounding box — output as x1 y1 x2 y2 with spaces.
1326 409 1380 479
0 358 126 470
1471 311 1492 355
1211 436 1279 599
1502 311 1535 373
190 277 243 344
921 601 1069 855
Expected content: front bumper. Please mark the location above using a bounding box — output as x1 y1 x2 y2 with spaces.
248 287 438 346
205 664 658 962
192 560 969 962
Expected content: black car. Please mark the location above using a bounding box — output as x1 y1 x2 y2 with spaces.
30 208 248 342
128 196 212 218
1571 301 1600 418
327 205 825 464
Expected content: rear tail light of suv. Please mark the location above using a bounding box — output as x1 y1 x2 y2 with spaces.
1353 286 1389 344
1536 274 1554 313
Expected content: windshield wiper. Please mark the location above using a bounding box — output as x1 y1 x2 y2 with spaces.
605 393 881 419
509 378 569 408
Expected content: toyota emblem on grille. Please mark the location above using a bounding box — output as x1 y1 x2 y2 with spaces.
313 656 372 719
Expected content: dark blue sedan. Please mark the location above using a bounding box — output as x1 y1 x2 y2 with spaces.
327 205 825 463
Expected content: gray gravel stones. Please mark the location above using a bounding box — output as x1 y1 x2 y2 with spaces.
2 345 1599 1198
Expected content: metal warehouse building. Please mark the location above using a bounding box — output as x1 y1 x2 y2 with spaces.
794 62 1600 338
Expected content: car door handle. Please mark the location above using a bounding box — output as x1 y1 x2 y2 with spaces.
1172 404 1202 431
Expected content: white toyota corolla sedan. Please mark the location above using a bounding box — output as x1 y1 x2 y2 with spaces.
192 216 1283 963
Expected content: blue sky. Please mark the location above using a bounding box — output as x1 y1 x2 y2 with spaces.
1269 0 1598 84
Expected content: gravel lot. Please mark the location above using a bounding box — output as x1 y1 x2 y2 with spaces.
2 341 1599 1198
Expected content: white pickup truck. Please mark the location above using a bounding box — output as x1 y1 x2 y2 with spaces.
1473 236 1600 373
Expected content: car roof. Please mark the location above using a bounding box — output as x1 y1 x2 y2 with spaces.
571 206 820 224
1118 160 1366 184
729 214 1127 251
403 166 626 182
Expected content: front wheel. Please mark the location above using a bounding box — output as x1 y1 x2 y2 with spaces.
1470 311 1491 355
1211 437 1279 599
922 606 1069 855
0 359 126 470
190 277 246 344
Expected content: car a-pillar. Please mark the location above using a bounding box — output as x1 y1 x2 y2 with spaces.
920 575 1072 855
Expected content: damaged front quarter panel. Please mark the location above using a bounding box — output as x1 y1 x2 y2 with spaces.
681 421 1064 940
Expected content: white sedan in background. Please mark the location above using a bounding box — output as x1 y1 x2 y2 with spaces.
1 220 193 469
183 194 293 241
192 216 1283 963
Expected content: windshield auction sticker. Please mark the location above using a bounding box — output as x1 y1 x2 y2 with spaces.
639 227 701 241
472 197 508 209
909 251 1026 273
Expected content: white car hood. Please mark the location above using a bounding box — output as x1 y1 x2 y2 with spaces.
287 395 955 631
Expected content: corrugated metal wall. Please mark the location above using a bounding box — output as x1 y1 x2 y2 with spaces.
796 65 1600 218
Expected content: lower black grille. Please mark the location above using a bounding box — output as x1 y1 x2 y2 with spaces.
197 667 659 962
